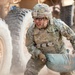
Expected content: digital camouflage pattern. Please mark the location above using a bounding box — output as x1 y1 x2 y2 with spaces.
32 3 51 18
24 4 75 75
26 18 75 56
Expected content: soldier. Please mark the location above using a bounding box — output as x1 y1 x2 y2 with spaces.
24 3 75 75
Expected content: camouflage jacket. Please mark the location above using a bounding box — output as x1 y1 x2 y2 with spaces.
26 18 75 58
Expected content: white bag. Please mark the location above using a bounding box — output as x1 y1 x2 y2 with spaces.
46 54 75 72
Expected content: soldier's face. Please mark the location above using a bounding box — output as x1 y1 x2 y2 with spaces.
33 17 49 29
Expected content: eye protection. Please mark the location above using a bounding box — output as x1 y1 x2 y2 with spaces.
33 17 48 20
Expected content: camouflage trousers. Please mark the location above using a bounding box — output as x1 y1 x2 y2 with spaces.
24 57 73 75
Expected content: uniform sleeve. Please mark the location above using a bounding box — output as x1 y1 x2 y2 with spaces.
25 26 42 58
59 21 75 50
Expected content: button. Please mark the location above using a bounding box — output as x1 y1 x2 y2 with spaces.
42 43 46 47
47 42 54 46
36 44 41 48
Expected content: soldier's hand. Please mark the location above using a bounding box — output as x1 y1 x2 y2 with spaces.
38 53 46 63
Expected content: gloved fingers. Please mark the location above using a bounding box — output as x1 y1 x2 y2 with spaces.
41 58 47 63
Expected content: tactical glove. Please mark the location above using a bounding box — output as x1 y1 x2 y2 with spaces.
38 53 46 63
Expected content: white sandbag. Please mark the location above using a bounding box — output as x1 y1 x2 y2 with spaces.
46 54 75 72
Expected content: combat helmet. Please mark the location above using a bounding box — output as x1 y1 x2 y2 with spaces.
32 3 53 24
32 3 52 18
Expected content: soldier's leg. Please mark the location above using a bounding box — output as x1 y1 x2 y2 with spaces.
60 72 72 75
24 57 45 75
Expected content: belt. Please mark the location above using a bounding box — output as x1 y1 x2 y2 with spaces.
36 42 54 48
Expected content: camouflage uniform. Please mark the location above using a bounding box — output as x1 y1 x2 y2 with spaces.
24 4 75 75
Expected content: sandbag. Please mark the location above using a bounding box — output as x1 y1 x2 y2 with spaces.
46 54 75 72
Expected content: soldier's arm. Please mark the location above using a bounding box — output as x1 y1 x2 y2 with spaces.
25 26 42 58
59 21 75 50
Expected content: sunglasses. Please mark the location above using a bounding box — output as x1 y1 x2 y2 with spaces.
33 17 48 20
